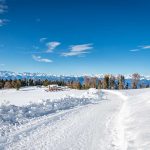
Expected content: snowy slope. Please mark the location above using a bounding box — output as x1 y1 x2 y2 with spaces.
0 88 150 149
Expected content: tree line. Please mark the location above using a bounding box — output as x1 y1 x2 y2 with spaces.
0 73 149 90
68 73 149 90
0 79 66 90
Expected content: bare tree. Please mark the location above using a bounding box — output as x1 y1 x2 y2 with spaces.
109 75 115 89
97 80 102 89
90 77 97 88
83 76 90 89
103 75 109 89
132 73 140 89
118 75 125 89
4 81 13 89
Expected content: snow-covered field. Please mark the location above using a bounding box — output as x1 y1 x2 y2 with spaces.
0 87 150 150
0 87 89 106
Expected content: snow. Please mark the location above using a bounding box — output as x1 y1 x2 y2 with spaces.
121 89 150 149
0 86 87 106
0 87 150 149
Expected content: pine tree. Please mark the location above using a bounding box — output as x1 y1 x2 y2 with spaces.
0 80 4 89
43 79 49 86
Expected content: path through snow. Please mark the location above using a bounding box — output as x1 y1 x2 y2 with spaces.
1 90 128 150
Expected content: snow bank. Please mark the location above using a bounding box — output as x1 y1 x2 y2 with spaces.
81 88 101 99
0 88 101 137
0 97 98 124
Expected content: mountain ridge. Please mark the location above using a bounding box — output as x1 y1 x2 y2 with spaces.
0 71 150 80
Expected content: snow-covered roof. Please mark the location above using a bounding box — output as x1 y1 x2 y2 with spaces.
49 84 58 87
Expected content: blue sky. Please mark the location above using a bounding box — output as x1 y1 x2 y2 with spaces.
0 0 150 75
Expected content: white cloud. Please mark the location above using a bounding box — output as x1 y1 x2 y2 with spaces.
0 19 8 26
62 44 93 57
141 45 150 49
129 49 140 52
46 41 61 53
40 38 47 43
32 55 52 63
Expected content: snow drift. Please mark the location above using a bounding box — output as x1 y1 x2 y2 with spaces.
0 88 101 138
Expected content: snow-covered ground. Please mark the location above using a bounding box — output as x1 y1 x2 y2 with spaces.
0 87 150 149
0 87 88 106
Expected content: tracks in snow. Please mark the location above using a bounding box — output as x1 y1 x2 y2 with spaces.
102 90 128 150
4 90 128 150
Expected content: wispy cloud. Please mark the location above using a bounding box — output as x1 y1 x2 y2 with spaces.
0 19 8 26
0 0 7 14
130 45 150 52
141 45 150 49
62 43 93 57
129 49 140 52
46 41 61 53
0 0 8 26
40 38 47 43
32 55 52 63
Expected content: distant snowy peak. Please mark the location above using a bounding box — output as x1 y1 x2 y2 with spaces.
0 71 150 80
0 71 84 80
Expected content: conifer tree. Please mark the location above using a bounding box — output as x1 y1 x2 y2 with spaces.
0 80 4 89
43 79 49 86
